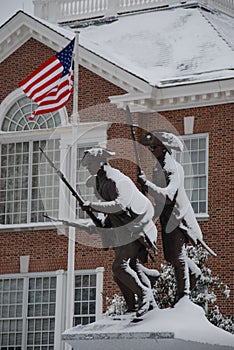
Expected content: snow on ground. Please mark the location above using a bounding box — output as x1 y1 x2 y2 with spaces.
65 297 234 347
78 6 234 86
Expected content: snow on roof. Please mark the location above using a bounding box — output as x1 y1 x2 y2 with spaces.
77 6 234 87
1 6 233 88
203 10 234 50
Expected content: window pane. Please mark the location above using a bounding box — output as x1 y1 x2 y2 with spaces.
73 272 97 326
0 278 24 348
0 270 99 348
33 139 60 223
0 142 29 224
0 139 60 225
174 134 208 214
27 276 56 349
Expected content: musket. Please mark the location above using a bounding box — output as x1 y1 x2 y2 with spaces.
126 105 146 195
126 106 156 259
39 147 103 228
126 105 142 174
43 214 84 228
198 239 216 257
183 228 216 257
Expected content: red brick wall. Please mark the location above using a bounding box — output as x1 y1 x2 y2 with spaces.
0 39 56 103
0 230 68 274
0 38 233 317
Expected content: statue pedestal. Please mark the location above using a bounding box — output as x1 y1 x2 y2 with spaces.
63 326 233 350
62 298 234 350
62 330 175 350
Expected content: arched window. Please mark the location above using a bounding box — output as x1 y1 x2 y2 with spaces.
0 91 68 226
1 96 62 132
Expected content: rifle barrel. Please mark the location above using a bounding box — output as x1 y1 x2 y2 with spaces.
40 148 103 228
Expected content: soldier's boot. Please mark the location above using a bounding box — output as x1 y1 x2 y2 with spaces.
136 288 156 317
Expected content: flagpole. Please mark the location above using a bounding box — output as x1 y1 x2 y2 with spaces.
65 32 80 350
72 31 80 125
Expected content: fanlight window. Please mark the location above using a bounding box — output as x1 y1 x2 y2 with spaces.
1 96 62 132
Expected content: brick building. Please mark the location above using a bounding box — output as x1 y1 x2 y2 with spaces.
0 1 233 349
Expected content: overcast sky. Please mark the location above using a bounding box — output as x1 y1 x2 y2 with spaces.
1 0 34 26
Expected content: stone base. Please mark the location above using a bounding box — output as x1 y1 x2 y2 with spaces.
62 299 234 350
62 331 234 350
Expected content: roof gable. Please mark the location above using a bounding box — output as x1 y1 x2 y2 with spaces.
0 11 74 63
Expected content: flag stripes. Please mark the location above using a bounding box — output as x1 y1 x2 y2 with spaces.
19 39 75 120
34 71 73 115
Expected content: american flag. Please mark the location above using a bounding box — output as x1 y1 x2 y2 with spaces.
19 39 75 120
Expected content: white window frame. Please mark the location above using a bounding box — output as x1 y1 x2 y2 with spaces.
0 137 61 225
175 133 209 220
0 131 62 231
0 89 68 231
0 268 104 350
0 90 109 231
0 89 68 129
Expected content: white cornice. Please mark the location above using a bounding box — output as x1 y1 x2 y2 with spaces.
110 78 234 112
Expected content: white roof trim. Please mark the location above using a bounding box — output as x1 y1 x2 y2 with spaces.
0 10 233 112
110 78 234 112
0 11 75 63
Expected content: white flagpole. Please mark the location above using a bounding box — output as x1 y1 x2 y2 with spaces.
65 32 80 350
72 31 80 125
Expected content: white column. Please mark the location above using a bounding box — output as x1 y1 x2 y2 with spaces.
65 112 79 350
95 267 105 321
54 270 65 350
58 140 69 236
22 277 29 350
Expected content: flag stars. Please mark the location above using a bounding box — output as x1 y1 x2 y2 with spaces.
57 39 75 76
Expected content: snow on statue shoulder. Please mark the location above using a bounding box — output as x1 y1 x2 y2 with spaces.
139 130 216 306
80 147 158 318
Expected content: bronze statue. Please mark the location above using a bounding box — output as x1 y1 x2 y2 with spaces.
138 130 215 305
80 147 159 317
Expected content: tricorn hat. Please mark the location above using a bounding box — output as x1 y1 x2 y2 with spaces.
81 147 115 166
141 130 184 152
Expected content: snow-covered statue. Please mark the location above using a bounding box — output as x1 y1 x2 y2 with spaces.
138 130 215 305
80 147 159 317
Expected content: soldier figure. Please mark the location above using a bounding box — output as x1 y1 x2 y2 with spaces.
139 130 202 304
80 147 159 317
